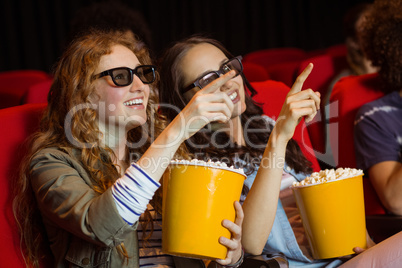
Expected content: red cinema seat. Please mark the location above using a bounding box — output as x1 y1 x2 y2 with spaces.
329 73 385 215
0 70 51 109
243 47 307 68
23 79 53 104
296 54 337 160
326 43 348 74
329 73 384 177
251 80 320 172
0 103 53 267
264 61 301 87
242 62 270 82
329 73 402 242
243 48 307 87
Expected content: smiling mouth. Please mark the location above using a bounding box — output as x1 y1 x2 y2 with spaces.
123 98 143 106
229 91 238 101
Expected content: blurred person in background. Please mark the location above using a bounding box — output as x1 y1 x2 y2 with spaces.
354 0 402 216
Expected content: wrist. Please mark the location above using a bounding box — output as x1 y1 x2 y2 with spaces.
168 115 190 144
222 248 244 268
158 121 184 145
270 129 290 146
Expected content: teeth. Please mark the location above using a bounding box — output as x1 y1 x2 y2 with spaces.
229 91 238 100
124 98 143 106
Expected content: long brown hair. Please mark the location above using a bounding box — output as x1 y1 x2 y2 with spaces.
158 35 312 177
13 29 173 267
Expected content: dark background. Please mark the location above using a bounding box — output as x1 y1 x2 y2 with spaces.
1 0 372 73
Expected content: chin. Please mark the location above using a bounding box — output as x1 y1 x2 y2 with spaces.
233 102 247 118
126 115 148 130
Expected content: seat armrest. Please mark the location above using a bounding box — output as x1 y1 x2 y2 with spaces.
366 214 402 243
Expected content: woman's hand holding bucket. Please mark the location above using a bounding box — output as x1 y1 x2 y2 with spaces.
215 201 244 266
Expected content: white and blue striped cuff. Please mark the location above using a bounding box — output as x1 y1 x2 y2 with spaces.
111 163 160 225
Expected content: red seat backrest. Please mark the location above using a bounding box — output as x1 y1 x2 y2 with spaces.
298 54 336 97
296 54 337 156
251 80 320 172
329 73 385 215
0 70 51 109
242 62 270 82
326 43 348 73
243 47 307 68
0 103 51 267
23 79 53 104
243 48 307 87
264 61 301 87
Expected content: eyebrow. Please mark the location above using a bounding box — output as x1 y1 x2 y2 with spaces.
194 58 230 80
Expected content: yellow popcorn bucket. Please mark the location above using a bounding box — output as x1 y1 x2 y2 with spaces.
292 174 367 259
162 162 246 260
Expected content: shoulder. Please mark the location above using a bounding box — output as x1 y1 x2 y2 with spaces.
32 147 77 163
355 92 399 124
361 91 400 110
31 147 86 174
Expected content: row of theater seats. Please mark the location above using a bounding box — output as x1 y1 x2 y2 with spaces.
242 44 347 86
0 44 345 109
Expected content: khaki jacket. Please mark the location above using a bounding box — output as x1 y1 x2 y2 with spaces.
30 147 207 268
31 147 139 267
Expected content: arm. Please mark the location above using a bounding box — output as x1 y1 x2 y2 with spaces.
369 161 402 215
354 100 402 215
242 63 321 254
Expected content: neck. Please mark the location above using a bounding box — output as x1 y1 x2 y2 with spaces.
211 116 245 146
99 123 128 165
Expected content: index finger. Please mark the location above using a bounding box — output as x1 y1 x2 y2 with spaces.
289 63 313 94
198 70 237 95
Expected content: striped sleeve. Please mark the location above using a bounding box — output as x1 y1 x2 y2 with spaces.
111 163 160 225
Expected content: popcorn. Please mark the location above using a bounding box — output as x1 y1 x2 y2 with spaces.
292 168 363 187
170 159 245 175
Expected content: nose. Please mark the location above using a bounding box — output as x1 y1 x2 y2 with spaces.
220 78 234 91
129 74 145 92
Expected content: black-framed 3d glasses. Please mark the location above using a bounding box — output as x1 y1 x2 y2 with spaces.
95 65 156 86
182 56 243 94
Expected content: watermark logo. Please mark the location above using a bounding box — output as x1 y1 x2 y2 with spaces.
63 100 341 169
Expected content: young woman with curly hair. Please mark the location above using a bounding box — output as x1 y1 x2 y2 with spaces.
355 0 402 216
158 35 402 267
13 30 244 268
